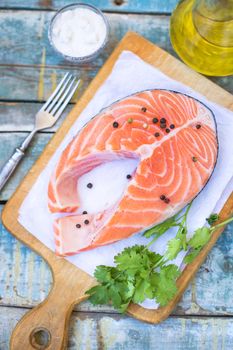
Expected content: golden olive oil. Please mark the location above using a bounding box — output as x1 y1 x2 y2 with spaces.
170 0 233 76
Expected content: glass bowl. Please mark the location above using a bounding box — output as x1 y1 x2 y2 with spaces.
48 3 109 63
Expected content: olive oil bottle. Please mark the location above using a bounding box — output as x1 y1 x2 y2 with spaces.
170 0 233 76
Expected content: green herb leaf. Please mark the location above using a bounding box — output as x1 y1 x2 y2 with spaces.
188 227 211 249
115 245 162 277
143 216 178 239
108 285 122 309
184 249 201 263
152 265 180 306
87 285 110 305
132 279 153 303
164 238 183 260
206 213 219 226
94 265 113 283
86 245 181 312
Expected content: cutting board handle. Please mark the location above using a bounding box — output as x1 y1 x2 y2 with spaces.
10 261 92 350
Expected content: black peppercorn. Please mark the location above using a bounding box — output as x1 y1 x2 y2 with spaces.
153 118 158 123
160 118 166 123
126 174 132 179
83 211 88 215
170 124 175 129
165 128 170 133
164 198 170 204
113 121 119 128
87 183 93 189
84 219 89 225
154 132 160 137
196 124 201 129
141 107 147 112
160 195 166 200
76 224 81 228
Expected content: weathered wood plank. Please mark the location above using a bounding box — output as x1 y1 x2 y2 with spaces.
1 65 231 103
0 66 94 103
0 11 230 101
0 0 178 14
1 203 233 315
0 11 231 100
0 12 171 66
194 222 233 315
0 102 71 132
1 306 233 350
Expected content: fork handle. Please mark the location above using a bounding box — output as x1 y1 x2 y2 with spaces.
0 129 37 192
0 148 25 192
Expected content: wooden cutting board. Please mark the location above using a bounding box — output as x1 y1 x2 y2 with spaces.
2 32 233 350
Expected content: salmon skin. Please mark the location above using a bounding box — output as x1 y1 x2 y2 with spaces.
48 89 218 256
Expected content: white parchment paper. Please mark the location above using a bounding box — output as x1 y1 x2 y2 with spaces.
18 51 233 309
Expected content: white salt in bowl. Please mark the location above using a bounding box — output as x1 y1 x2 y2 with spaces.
48 3 109 63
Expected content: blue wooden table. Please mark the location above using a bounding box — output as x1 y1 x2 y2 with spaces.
0 1 233 349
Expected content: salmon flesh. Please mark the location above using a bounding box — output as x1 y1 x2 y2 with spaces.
48 90 218 256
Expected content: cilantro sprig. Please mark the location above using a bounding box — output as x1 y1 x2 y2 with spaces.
87 245 180 312
86 206 233 312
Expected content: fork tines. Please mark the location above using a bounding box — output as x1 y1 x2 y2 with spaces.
41 73 81 119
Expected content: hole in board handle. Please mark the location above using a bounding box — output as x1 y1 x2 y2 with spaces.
114 0 124 5
30 327 51 349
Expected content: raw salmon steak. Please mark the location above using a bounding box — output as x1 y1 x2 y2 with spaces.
48 90 218 256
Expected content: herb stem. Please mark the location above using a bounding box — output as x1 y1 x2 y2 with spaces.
145 232 164 248
210 216 233 231
183 202 193 249
154 257 167 269
185 201 193 219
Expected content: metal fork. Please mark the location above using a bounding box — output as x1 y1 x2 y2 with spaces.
0 73 81 191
